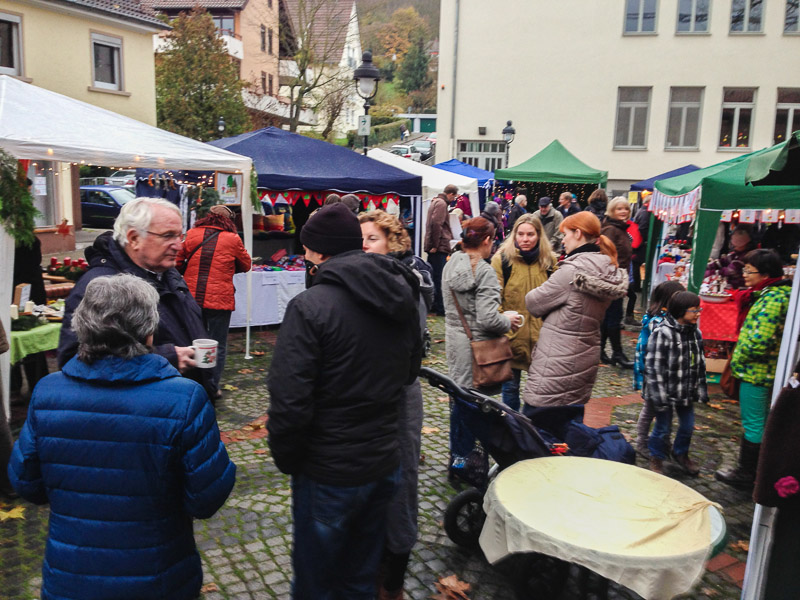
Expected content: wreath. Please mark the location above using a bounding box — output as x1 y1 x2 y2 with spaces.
0 149 40 247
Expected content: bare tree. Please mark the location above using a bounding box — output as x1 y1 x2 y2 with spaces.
319 78 352 139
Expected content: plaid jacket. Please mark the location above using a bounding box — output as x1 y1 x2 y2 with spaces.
644 314 708 411
731 281 792 388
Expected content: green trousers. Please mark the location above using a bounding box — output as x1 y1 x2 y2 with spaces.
739 381 771 443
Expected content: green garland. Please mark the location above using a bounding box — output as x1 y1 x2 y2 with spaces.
0 149 40 247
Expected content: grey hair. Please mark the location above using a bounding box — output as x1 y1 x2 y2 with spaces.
113 197 182 247
514 195 527 205
72 274 160 364
605 196 631 217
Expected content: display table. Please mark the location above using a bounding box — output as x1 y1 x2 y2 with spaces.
230 270 306 327
698 299 740 342
9 322 62 365
479 457 726 600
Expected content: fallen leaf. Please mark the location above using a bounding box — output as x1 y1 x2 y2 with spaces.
250 350 266 356
730 540 750 552
721 399 738 404
421 426 440 434
708 403 723 410
700 587 719 597
431 574 471 599
625 420 635 424
254 449 267 455
0 506 25 522
223 384 238 391
200 582 219 593
249 422 264 430
238 368 255 374
433 339 445 344
437 396 449 403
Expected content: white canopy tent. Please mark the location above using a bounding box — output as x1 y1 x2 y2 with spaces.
367 148 480 249
0 75 254 418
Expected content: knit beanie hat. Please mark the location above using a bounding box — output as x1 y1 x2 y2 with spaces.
300 203 363 256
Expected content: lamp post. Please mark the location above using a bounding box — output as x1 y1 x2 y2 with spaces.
502 120 516 168
353 51 381 156
217 117 226 135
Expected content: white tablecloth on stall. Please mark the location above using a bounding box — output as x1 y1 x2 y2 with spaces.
479 457 724 600
230 270 305 327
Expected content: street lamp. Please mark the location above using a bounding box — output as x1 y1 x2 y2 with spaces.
502 120 516 167
217 117 226 135
353 50 381 156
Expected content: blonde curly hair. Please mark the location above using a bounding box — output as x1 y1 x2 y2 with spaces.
357 209 411 253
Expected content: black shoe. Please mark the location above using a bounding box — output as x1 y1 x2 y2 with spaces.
715 438 760 490
624 315 640 327
600 350 612 364
0 486 19 500
610 351 634 369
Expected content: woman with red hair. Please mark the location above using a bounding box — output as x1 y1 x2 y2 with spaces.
521 212 628 414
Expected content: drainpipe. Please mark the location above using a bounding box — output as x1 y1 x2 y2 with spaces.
449 0 460 160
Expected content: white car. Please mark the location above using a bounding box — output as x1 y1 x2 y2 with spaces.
104 169 136 189
390 144 422 162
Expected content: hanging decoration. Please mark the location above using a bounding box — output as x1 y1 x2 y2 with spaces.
0 150 40 247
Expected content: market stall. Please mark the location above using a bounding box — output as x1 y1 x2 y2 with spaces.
433 158 494 209
0 74 253 418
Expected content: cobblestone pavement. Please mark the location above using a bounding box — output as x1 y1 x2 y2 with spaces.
1 316 754 599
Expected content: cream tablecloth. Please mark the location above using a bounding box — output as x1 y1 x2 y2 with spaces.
479 457 724 600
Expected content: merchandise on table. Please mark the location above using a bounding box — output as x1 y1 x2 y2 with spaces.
253 254 305 272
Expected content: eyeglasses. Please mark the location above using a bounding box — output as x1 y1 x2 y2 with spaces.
742 268 760 275
687 307 704 313
146 230 183 242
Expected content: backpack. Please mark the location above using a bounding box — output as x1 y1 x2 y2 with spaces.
563 422 636 465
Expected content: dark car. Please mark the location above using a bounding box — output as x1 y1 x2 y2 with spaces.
414 140 434 161
80 185 136 228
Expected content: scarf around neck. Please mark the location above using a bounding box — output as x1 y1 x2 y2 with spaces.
515 241 540 264
736 276 784 330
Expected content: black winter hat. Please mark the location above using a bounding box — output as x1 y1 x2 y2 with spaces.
300 203 363 256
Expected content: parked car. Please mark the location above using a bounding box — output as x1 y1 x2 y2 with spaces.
414 140 434 161
426 132 437 144
390 144 422 162
104 169 136 188
80 186 136 228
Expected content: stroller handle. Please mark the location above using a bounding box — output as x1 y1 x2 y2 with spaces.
419 367 492 403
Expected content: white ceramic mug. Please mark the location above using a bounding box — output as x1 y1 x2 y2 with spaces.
191 338 218 369
504 310 525 328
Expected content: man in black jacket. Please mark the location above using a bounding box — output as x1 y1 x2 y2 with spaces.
57 197 216 398
267 203 422 600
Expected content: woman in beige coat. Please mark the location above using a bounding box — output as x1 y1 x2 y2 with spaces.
522 212 628 415
491 214 557 411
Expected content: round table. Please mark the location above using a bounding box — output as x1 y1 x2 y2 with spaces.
479 457 726 600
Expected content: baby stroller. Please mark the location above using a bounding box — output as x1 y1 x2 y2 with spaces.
420 368 634 548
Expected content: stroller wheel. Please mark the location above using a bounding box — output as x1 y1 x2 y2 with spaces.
500 552 570 600
443 487 486 548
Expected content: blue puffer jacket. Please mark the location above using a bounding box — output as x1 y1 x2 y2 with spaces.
8 354 236 600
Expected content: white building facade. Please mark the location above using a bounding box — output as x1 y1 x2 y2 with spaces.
436 0 800 192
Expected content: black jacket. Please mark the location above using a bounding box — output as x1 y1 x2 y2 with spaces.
584 199 607 221
267 251 423 486
57 232 215 396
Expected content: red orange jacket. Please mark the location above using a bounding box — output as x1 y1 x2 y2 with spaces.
177 225 251 311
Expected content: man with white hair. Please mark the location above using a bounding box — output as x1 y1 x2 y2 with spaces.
57 197 216 397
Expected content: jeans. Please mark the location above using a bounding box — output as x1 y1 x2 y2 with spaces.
449 397 476 466
501 368 522 412
602 297 624 330
739 382 771 443
202 308 232 386
648 404 694 459
291 469 399 600
428 251 448 315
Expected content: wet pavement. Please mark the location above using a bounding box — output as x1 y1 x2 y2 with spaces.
1 316 753 599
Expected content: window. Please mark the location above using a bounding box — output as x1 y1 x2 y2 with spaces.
614 87 651 148
677 0 710 32
625 0 658 33
268 28 274 55
731 0 764 32
0 13 21 76
457 141 506 170
718 88 756 149
774 88 800 143
666 87 703 149
261 25 266 51
786 0 800 31
91 32 122 91
28 161 57 227
261 71 267 94
268 73 274 96
212 16 235 35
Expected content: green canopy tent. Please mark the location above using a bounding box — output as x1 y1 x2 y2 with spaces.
652 132 800 292
495 139 608 185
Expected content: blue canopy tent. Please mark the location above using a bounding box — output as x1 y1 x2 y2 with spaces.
630 165 701 191
433 158 495 208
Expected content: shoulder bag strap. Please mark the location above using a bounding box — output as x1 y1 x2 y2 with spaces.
183 229 222 267
450 290 474 341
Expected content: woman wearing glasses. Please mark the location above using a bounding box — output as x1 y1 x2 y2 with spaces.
716 249 792 490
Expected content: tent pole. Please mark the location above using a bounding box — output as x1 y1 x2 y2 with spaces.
1 226 13 426
241 164 253 360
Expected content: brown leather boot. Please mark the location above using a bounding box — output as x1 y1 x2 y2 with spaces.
673 453 700 477
649 456 664 474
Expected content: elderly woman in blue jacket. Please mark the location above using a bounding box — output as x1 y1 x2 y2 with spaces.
9 273 235 600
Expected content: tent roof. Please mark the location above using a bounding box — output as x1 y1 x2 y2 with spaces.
208 128 422 196
0 76 251 172
746 130 800 186
367 148 478 197
630 165 700 191
433 159 494 186
494 139 607 184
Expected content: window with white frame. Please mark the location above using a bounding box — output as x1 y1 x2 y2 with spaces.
458 141 506 171
786 0 800 32
666 87 703 149
731 0 764 32
677 0 710 32
774 88 800 143
718 88 756 149
28 161 57 227
0 13 22 76
625 0 658 33
614 87 651 149
91 32 122 91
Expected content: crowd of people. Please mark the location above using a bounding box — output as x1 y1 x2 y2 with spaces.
2 182 796 599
